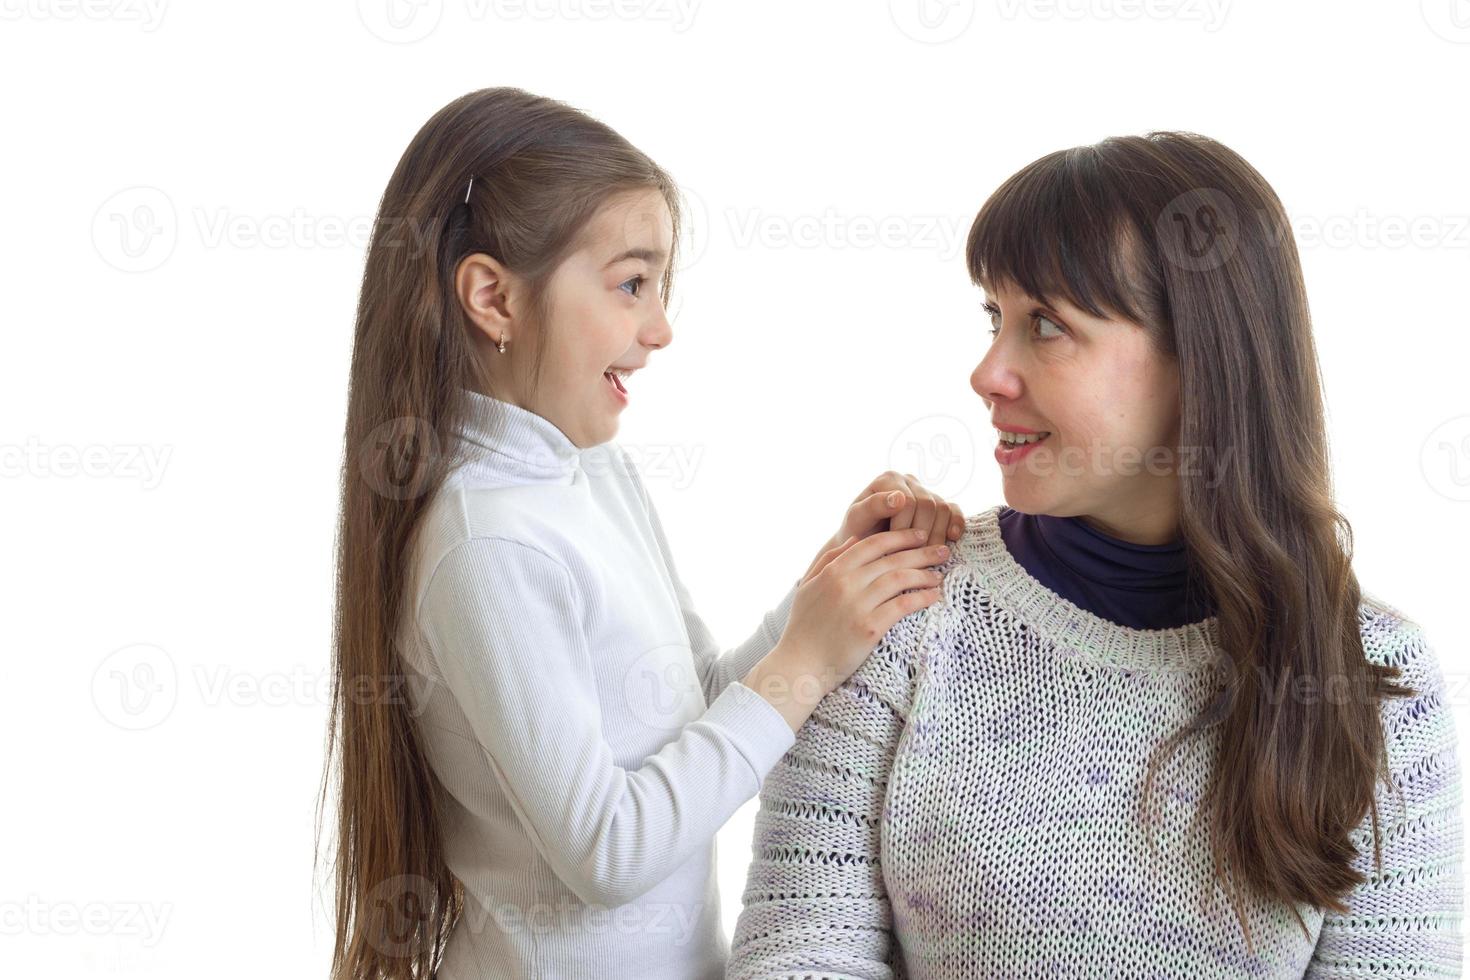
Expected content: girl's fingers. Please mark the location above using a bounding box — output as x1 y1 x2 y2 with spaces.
867 584 944 635
865 542 952 581
803 534 856 584
871 489 908 520
913 494 941 548
894 474 945 548
890 475 937 541
887 481 918 533
828 527 933 575
863 567 946 607
845 490 908 542
897 476 965 547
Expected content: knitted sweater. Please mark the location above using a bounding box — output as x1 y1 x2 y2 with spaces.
728 504 1464 979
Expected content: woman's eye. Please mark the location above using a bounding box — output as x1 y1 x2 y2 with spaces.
983 303 1066 341
620 275 646 298
1035 314 1065 339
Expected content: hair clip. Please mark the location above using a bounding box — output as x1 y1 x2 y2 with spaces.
463 176 475 204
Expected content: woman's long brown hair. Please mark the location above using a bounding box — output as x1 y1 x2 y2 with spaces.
965 132 1416 950
314 87 681 980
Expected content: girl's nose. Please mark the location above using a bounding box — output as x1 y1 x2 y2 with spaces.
645 309 673 351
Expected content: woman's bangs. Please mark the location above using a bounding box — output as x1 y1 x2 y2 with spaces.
965 149 1147 325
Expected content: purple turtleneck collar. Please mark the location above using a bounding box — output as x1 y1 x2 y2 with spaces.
996 506 1216 631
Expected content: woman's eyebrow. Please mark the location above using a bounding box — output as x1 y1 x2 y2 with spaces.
603 247 665 269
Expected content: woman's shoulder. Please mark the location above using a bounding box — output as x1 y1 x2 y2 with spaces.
1356 589 1433 668
926 503 1012 610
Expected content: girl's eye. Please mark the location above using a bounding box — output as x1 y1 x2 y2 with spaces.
983 303 1067 341
620 275 646 298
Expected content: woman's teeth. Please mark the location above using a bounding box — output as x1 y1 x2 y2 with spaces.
998 430 1050 446
604 371 628 394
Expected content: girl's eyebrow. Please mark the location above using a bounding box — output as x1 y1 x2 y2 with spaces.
603 247 665 269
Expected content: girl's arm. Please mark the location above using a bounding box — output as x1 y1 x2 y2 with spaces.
417 535 798 908
623 447 960 708
1302 619 1464 977
727 599 937 979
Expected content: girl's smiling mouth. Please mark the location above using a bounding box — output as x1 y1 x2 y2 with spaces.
604 366 634 403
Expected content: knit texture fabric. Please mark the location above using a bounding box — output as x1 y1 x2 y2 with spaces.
728 504 1463 979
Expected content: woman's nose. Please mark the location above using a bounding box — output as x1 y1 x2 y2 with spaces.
971 348 1019 403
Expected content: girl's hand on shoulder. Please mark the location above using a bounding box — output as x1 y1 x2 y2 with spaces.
748 528 950 729
816 472 965 567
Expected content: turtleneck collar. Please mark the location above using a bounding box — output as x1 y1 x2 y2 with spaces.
452 386 584 484
963 505 1220 670
1034 510 1188 593
996 505 1216 631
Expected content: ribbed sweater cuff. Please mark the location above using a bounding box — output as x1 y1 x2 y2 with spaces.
701 680 797 779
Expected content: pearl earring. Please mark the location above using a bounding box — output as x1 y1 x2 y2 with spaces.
497 334 508 354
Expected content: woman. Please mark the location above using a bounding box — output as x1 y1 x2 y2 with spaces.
727 132 1463 978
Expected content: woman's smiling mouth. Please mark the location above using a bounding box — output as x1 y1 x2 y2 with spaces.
994 426 1053 466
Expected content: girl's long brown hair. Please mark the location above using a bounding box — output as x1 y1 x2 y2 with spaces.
314 87 681 980
965 132 1415 949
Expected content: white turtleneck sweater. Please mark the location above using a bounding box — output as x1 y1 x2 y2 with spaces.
396 387 800 980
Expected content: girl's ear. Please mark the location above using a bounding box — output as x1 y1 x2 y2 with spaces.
454 252 519 342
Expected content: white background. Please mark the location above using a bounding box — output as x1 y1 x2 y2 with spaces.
3 0 1469 975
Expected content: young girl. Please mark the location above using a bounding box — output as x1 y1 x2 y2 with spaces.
317 87 966 980
728 132 1464 977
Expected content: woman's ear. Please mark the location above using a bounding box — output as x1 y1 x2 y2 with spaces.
455 252 518 344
